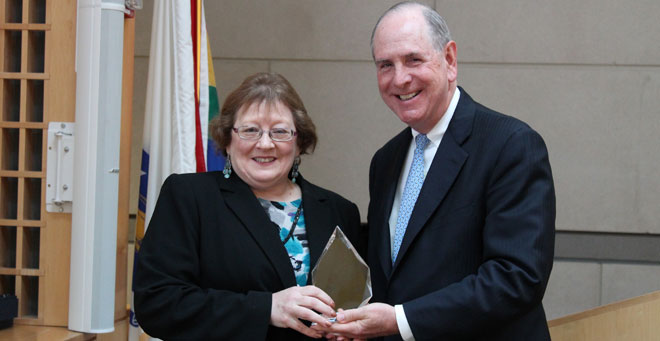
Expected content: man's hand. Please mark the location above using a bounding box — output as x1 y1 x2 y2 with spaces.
314 303 399 340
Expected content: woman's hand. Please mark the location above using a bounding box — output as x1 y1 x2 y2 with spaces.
271 285 336 338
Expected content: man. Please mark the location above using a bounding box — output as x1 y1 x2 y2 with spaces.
319 2 555 340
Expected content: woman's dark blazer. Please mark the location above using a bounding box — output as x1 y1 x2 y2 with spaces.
133 171 364 340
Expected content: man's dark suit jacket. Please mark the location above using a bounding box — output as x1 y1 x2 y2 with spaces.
368 88 555 341
134 171 363 340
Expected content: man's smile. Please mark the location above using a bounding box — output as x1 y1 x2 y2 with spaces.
397 90 421 101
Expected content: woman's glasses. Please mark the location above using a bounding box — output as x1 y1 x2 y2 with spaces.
233 126 297 142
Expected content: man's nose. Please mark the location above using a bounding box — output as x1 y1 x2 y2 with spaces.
393 67 412 87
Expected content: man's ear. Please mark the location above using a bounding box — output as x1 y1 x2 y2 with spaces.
444 40 458 82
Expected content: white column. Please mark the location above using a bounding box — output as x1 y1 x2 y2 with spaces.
69 0 125 333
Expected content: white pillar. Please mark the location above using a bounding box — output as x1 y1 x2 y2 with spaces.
69 0 125 333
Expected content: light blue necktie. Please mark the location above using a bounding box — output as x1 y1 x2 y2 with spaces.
392 134 430 263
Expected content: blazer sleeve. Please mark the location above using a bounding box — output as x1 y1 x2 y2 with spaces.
133 174 272 340
404 127 556 338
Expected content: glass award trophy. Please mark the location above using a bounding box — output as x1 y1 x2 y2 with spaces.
311 226 371 311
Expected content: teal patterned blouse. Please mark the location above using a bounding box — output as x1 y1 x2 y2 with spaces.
258 198 310 286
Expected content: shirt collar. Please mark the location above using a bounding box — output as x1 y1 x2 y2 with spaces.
411 87 461 146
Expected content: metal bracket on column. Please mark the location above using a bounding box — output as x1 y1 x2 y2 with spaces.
46 122 75 213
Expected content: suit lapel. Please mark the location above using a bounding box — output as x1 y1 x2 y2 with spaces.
374 130 412 279
215 174 297 288
392 89 475 270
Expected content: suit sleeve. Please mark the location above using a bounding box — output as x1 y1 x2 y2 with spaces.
133 174 272 340
404 128 555 338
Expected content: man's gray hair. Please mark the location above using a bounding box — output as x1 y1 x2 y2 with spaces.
370 1 452 58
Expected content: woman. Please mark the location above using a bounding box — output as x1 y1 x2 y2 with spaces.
134 72 364 340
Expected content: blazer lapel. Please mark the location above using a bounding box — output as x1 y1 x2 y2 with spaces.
298 176 336 273
215 174 297 288
392 90 475 270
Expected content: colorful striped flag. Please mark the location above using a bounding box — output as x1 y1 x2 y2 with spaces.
205 41 224 171
129 1 222 340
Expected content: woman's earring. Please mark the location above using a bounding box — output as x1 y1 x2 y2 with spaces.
290 156 301 183
223 155 232 178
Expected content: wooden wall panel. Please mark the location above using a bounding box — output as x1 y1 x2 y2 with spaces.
549 291 660 340
1 0 131 331
41 0 76 326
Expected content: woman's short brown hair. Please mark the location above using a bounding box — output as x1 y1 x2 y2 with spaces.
210 72 317 156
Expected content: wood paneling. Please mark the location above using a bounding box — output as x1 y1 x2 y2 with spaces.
549 291 660 340
1 0 132 331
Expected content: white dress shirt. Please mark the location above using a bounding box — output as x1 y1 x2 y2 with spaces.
388 88 460 341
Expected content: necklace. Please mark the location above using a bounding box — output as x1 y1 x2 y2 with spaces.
281 203 303 244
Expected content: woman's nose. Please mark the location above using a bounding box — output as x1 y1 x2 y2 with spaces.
255 131 275 148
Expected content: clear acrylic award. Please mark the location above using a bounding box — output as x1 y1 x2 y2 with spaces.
311 226 371 310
